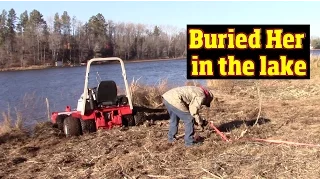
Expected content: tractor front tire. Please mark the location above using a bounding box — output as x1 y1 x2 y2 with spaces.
81 119 97 134
63 117 82 137
55 114 68 131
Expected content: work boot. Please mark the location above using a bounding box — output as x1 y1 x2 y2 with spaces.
168 138 177 146
185 141 204 147
185 135 205 147
168 136 178 144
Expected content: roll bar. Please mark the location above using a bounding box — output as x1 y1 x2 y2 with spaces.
80 57 133 115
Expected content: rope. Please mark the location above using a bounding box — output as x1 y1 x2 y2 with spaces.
208 121 320 148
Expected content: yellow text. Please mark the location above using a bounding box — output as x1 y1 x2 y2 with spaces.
265 29 305 49
189 28 262 49
191 55 214 76
259 55 307 76
217 55 255 76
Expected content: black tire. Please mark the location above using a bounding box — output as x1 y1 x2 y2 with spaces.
55 114 68 131
81 119 97 133
122 115 135 126
63 117 82 137
117 95 129 105
134 112 144 126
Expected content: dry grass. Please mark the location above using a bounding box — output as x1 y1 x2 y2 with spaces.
0 92 51 135
206 55 320 97
129 77 205 109
0 65 52 72
129 77 169 108
0 55 320 178
0 59 184 72
311 55 320 71
0 105 23 134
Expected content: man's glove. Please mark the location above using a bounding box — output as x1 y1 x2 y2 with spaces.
194 115 208 131
201 119 208 127
200 119 208 131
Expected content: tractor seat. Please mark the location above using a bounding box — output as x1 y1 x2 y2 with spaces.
95 80 118 106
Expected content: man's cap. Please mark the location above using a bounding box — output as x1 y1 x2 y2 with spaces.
201 87 214 107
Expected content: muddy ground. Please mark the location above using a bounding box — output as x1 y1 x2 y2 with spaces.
1 78 320 179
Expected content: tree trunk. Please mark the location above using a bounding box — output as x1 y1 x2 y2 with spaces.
44 46 46 64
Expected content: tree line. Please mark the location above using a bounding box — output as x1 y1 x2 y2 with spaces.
311 37 320 49
0 8 187 68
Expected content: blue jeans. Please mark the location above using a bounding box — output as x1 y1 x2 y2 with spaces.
163 99 195 146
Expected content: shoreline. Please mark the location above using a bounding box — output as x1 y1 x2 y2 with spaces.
2 53 319 73
0 57 185 72
124 57 185 64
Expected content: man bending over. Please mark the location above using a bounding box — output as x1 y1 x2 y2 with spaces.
162 86 214 147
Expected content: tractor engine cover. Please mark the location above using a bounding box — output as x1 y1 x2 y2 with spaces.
111 115 122 126
96 111 123 129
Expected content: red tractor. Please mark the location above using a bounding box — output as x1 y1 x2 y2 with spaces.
51 57 143 136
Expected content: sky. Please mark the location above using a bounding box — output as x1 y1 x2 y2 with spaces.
1 1 320 36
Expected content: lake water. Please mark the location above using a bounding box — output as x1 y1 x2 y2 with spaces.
310 49 320 56
0 59 196 127
1 50 320 127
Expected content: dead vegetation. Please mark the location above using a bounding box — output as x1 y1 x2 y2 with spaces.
130 77 169 109
0 65 52 72
0 106 23 134
1 56 320 178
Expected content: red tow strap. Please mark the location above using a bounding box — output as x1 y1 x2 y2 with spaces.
209 122 231 142
209 121 320 148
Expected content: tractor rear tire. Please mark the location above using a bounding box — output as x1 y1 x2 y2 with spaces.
81 119 97 134
134 112 144 126
122 115 136 126
63 117 82 137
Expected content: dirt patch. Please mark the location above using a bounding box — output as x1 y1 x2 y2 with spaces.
1 72 320 178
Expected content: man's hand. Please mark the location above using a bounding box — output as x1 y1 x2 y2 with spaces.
200 119 208 131
194 114 201 126
201 119 208 127
194 116 208 131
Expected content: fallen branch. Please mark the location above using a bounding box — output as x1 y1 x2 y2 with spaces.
163 167 194 170
209 121 320 148
46 98 50 121
143 146 154 158
236 129 248 140
26 160 40 163
242 138 320 148
121 172 133 179
147 175 171 178
89 155 102 163
175 133 185 139
201 167 221 179
253 81 262 126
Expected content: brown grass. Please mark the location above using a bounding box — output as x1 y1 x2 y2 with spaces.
0 58 185 72
0 92 51 135
129 77 169 108
129 78 205 109
0 65 52 72
0 55 320 178
0 106 23 134
206 55 320 96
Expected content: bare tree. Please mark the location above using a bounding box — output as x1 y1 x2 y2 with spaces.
0 8 187 69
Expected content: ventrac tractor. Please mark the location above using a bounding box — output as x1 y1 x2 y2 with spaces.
51 57 143 137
